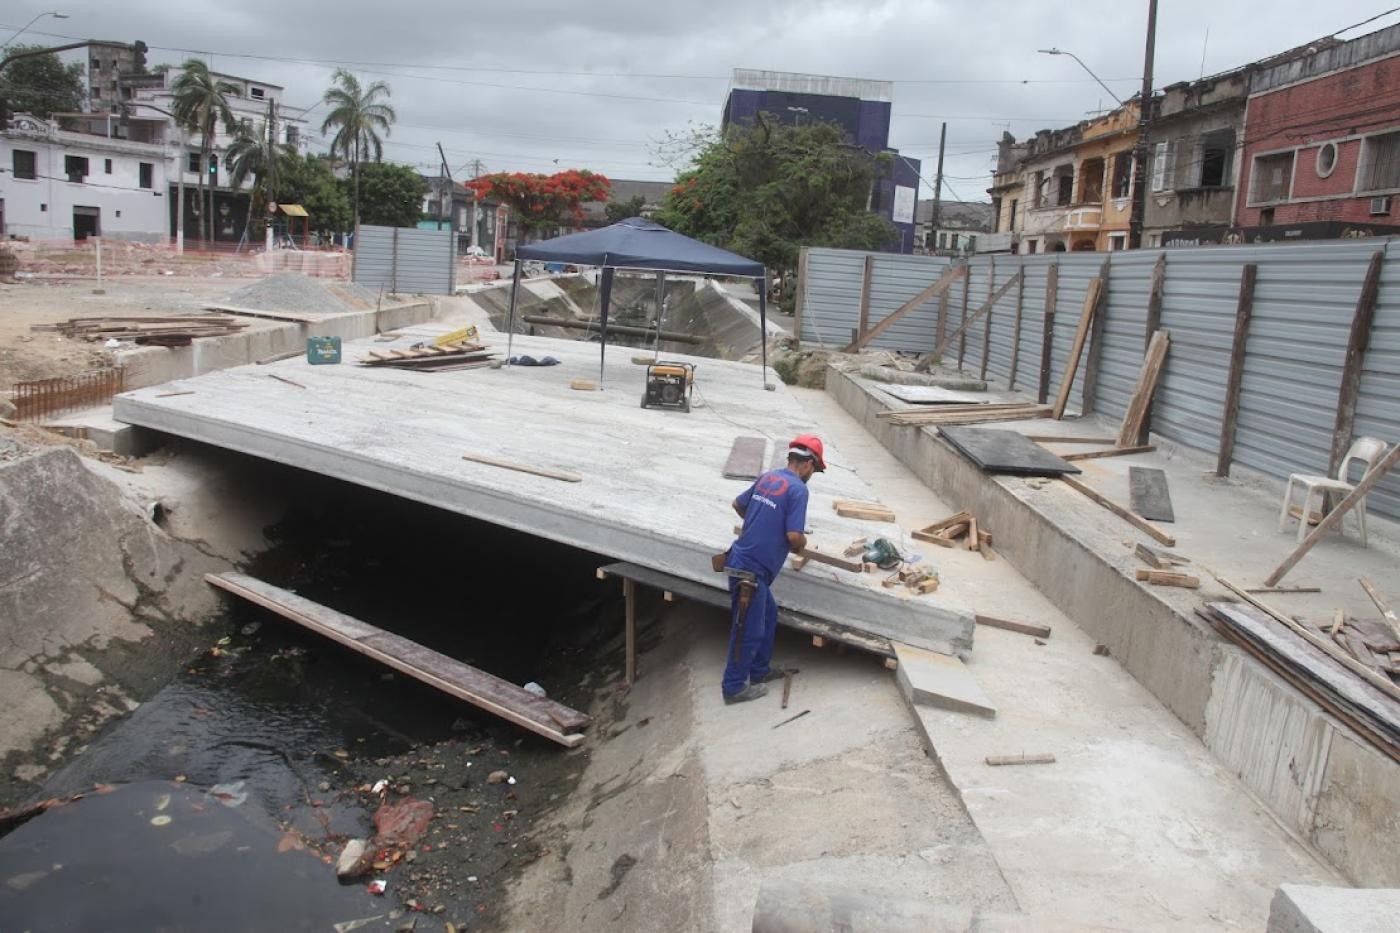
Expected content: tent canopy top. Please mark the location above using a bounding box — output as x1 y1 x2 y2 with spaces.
514 217 765 278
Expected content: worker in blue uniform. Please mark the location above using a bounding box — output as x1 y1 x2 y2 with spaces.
721 434 826 704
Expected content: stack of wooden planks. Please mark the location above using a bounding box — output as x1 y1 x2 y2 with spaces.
911 510 994 557
358 341 497 372
1201 599 1400 763
877 402 1051 427
35 315 248 347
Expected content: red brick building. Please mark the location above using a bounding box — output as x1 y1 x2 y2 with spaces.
1235 23 1400 236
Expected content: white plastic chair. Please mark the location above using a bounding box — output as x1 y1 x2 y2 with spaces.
1278 436 1388 546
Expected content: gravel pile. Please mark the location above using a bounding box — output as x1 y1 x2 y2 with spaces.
223 274 382 315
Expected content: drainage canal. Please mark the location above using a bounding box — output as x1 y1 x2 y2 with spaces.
0 469 641 931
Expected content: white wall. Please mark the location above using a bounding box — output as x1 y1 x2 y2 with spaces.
2 132 171 242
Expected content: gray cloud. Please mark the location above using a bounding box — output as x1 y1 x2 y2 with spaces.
9 1 1397 199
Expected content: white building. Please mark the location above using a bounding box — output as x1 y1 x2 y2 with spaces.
1 115 171 241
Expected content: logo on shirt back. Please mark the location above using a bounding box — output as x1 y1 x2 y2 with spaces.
756 473 790 497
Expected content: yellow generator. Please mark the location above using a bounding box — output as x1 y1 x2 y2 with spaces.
641 361 695 413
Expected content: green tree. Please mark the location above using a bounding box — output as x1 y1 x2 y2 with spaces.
348 161 427 228
604 194 647 223
0 45 84 120
226 100 294 246
170 59 237 244
275 153 352 239
320 69 396 229
655 117 895 274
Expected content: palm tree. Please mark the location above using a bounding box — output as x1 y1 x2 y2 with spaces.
226 99 292 249
320 69 395 229
171 59 236 245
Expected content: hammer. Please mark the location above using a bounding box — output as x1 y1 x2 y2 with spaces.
724 567 758 663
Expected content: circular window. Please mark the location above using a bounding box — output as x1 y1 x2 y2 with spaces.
1316 142 1339 178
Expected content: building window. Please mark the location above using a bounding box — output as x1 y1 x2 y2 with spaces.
250 87 265 99
1147 233 1162 248
1054 165 1074 206
991 197 1002 233
1111 153 1132 198
1025 239 1038 254
1315 142 1338 178
1078 157 1105 203
1250 151 1294 204
12 149 37 180
104 158 113 175
1260 207 1276 225
64 155 90 183
1008 198 1018 232
1031 171 1045 208
1151 140 1176 192
1198 130 1234 187
188 152 201 174
1358 131 1400 193
285 125 299 146
1109 234 1126 251
139 162 153 189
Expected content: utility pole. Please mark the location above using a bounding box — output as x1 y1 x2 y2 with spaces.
435 141 446 232
468 158 484 250
931 121 947 252
265 98 278 252
1128 0 1159 249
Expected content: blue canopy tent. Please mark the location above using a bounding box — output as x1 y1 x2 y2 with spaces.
507 217 770 385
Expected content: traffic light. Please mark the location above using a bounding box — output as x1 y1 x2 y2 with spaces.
208 154 218 177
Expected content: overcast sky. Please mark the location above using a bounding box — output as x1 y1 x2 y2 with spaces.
8 2 1399 202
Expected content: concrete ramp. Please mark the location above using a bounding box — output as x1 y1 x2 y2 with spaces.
114 329 975 656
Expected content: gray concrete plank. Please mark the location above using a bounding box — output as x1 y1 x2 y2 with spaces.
892 642 997 718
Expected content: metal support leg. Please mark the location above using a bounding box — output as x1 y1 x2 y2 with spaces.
623 578 636 686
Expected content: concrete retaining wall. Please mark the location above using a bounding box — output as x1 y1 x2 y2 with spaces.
826 366 1400 888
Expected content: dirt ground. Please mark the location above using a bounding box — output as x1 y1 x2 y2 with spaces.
0 277 244 390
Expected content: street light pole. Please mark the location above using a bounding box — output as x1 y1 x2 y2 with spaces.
1 11 68 51
1128 0 1159 249
1037 48 1123 105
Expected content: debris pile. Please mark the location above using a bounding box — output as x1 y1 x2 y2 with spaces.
220 274 383 316
33 315 247 347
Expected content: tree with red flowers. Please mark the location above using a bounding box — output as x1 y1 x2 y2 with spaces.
465 169 610 242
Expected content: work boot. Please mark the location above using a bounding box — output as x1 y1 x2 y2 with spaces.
752 669 788 684
723 684 768 705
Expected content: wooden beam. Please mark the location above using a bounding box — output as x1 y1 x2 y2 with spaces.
928 269 1023 363
1061 445 1156 462
1215 263 1257 475
1026 435 1118 444
980 258 995 381
1135 569 1201 589
1116 328 1171 448
1263 442 1400 585
1359 577 1400 641
975 613 1051 639
1328 251 1384 475
985 753 1056 766
1061 474 1176 546
1051 277 1102 419
205 573 588 746
1137 252 1169 442
1081 258 1111 416
1215 577 1400 703
1008 263 1026 389
855 254 876 343
957 265 971 367
623 577 637 686
842 266 965 353
1038 265 1059 404
462 453 582 483
934 290 949 358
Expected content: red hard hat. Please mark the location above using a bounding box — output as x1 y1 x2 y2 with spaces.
788 434 827 472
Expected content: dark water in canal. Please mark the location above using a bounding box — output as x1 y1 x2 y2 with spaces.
0 481 620 931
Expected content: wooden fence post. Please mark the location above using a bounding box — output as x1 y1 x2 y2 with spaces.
855 254 875 344
1139 251 1168 439
957 266 971 368
1037 264 1059 404
1081 257 1112 415
1328 251 1384 475
1008 261 1026 389
980 258 995 380
1216 263 1257 476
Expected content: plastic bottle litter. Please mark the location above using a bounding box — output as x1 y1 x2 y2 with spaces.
522 682 547 698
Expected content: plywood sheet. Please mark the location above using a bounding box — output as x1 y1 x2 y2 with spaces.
723 435 767 480
878 384 988 405
1129 466 1175 522
938 427 1081 477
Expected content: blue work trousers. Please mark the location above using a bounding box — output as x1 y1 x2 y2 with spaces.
722 572 778 696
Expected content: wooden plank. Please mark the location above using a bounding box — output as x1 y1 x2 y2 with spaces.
1134 542 1188 569
1025 435 1118 444
205 573 588 746
980 258 995 380
1116 329 1171 447
842 266 965 353
1135 569 1200 589
1137 252 1168 438
722 436 767 480
569 378 600 391
966 516 979 551
985 753 1056 766
878 401 1044 420
623 577 637 686
1263 442 1400 585
833 502 896 522
1329 251 1385 475
1244 586 1321 595
1216 263 1257 476
1359 577 1400 641
1128 466 1175 523
1081 259 1111 416
1215 578 1400 703
929 269 1023 363
940 426 1080 476
462 453 582 483
957 266 970 367
934 290 949 360
1008 264 1026 389
975 614 1052 639
856 254 876 342
1038 265 1059 404
1060 445 1156 462
1061 474 1175 546
1051 277 1102 419
882 406 1052 427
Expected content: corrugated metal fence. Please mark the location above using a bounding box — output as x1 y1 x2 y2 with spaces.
353 225 456 295
797 239 1400 521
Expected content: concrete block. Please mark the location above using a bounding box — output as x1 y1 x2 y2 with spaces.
893 642 996 717
1267 884 1400 933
